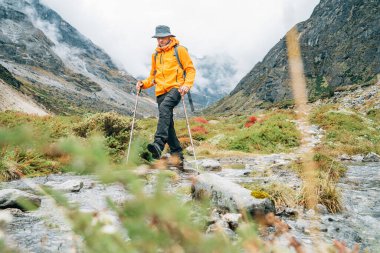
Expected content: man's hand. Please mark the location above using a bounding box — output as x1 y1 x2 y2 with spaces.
178 85 190 96
136 81 144 91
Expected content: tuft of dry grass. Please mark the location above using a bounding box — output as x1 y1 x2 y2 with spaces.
242 182 297 210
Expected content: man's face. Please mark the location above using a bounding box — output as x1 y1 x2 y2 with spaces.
157 36 171 47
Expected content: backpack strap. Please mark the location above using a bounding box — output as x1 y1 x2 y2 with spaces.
152 51 158 83
153 45 187 81
174 45 194 112
174 45 187 78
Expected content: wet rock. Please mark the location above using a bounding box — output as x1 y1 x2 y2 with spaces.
206 220 236 239
0 210 13 227
185 146 194 156
339 154 352 161
221 213 242 231
207 209 221 225
277 207 299 218
362 152 380 162
351 154 364 162
303 228 311 235
45 179 84 192
294 220 309 231
0 189 41 211
192 173 275 216
199 159 222 171
305 209 316 218
316 204 329 215
327 217 335 222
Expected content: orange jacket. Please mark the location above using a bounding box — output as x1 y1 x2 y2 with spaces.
141 38 196 96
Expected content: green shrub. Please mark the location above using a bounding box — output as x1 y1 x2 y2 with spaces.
367 109 380 123
73 113 132 155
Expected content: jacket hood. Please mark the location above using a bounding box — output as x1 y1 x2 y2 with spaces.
156 37 180 53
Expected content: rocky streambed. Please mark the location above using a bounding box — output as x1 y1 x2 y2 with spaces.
2 159 379 252
1 122 379 252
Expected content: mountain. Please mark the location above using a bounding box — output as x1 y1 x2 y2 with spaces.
190 54 237 109
208 0 380 114
0 0 156 116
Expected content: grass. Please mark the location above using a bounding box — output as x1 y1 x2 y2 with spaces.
285 104 380 213
219 112 300 153
310 105 380 155
0 110 302 181
291 156 344 213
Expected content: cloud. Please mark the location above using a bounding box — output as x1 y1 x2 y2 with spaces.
23 3 89 73
40 0 319 91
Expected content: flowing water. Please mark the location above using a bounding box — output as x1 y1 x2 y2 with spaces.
327 162 380 251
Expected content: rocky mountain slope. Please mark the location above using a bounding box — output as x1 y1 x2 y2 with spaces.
209 0 379 114
0 79 48 115
0 0 156 116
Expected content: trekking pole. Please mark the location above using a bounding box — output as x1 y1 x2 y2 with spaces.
126 88 141 164
182 95 199 170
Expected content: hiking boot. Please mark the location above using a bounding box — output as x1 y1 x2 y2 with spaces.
147 143 162 159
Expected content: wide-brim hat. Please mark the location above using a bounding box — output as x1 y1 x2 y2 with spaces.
152 25 175 38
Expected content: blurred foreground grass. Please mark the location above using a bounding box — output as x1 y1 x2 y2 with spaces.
0 109 368 252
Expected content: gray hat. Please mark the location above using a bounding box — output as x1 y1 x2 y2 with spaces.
152 25 175 38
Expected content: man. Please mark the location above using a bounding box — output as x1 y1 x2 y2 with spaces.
136 25 196 169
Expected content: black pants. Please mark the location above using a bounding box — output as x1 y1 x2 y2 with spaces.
154 88 183 154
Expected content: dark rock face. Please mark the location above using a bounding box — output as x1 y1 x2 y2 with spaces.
209 0 380 113
0 64 22 88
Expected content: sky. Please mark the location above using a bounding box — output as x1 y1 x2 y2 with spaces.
40 0 319 91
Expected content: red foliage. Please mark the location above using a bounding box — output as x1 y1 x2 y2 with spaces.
248 116 258 123
193 117 209 124
244 122 255 128
244 115 258 128
191 126 208 134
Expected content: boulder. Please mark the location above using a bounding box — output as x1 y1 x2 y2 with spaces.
362 152 380 162
0 189 41 211
192 173 275 216
199 159 222 171
185 146 195 156
45 180 84 192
